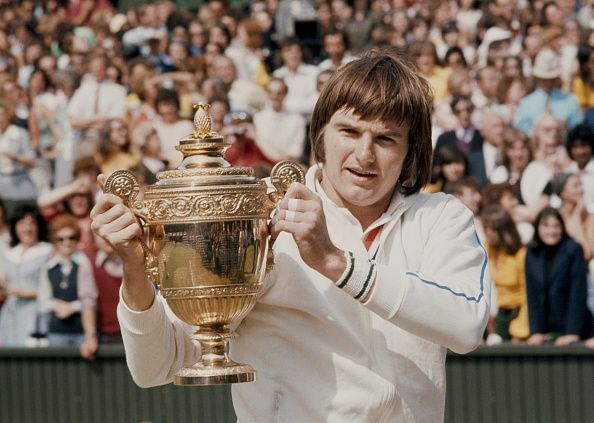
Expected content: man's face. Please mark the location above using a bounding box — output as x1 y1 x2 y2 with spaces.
570 139 592 169
452 99 472 129
281 44 302 69
478 68 499 98
320 108 409 213
214 58 236 84
267 80 286 111
324 34 345 61
482 114 505 147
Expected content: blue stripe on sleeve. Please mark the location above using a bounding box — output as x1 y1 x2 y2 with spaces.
405 232 487 303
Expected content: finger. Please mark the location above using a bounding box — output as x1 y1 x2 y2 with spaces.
97 213 141 241
104 222 143 247
278 193 321 212
284 182 318 201
97 173 106 190
89 193 124 219
270 218 302 239
90 202 134 231
276 208 306 223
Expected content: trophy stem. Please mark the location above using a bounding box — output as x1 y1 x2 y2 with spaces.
174 326 256 386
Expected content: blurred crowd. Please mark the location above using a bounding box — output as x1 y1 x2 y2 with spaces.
1 0 594 357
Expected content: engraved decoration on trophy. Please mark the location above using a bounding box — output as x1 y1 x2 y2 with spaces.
103 103 304 386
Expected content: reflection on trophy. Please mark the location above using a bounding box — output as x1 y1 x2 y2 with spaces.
103 103 304 386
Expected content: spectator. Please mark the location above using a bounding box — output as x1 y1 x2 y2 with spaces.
253 78 307 163
318 29 355 72
91 233 123 344
443 176 484 239
468 110 504 186
572 44 594 112
211 55 267 113
0 99 38 216
0 205 52 346
426 144 468 193
225 18 269 87
95 119 140 177
481 205 529 341
67 52 127 158
272 36 319 117
408 41 451 104
434 95 483 168
514 49 582 136
152 88 193 169
552 173 594 262
525 207 594 345
565 124 594 211
38 213 98 359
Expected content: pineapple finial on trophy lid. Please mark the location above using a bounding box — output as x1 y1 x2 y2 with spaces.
193 103 215 139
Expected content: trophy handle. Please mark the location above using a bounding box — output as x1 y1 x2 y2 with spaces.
265 161 306 272
103 170 160 285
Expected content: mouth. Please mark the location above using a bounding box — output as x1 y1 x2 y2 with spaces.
347 168 377 180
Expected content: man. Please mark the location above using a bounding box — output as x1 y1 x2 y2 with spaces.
566 123 594 211
272 36 319 117
67 53 127 158
90 48 489 421
318 30 356 72
253 78 307 163
514 49 582 135
211 55 267 113
468 111 505 186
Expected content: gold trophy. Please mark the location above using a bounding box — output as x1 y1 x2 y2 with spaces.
103 104 304 386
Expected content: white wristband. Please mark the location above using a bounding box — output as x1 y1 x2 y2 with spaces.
335 251 376 301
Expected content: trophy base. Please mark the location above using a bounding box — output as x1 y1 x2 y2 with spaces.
174 362 256 386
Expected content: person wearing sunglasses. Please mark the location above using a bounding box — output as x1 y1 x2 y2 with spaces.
38 213 98 360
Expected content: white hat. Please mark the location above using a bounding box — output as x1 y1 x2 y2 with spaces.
532 49 561 79
477 27 512 67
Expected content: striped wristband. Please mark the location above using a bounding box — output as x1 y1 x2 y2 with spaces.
335 251 377 301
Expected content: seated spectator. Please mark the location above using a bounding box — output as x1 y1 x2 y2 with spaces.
520 112 568 211
95 119 140 177
0 206 52 346
494 76 528 125
408 40 451 104
272 37 319 118
426 145 468 193
212 55 267 114
552 173 594 262
514 49 582 136
443 176 484 239
225 18 270 87
0 99 38 216
222 111 272 175
481 206 529 341
565 124 594 211
525 208 594 345
572 44 594 112
468 110 505 186
91 233 123 344
434 95 483 159
433 71 474 134
253 78 307 163
152 88 194 169
318 29 356 72
0 198 10 307
490 128 532 195
38 214 97 359
482 182 534 244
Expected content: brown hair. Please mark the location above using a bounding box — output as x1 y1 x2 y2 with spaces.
482 182 516 207
501 128 533 170
480 205 522 255
49 213 81 243
239 18 262 50
310 47 433 196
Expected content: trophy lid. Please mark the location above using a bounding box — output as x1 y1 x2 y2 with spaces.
152 103 258 186
104 103 304 224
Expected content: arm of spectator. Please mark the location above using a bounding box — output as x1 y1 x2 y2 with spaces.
37 176 93 209
70 115 109 130
525 251 547 335
565 242 588 336
28 109 41 152
80 307 98 360
37 264 53 314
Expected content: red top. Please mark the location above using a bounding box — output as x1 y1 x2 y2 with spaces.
90 251 122 336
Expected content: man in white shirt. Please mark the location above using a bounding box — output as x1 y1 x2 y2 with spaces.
253 78 307 162
67 53 127 157
272 36 319 118
91 48 489 422
317 30 356 72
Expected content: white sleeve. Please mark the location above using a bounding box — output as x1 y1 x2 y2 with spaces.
37 265 53 314
363 198 490 354
117 285 201 388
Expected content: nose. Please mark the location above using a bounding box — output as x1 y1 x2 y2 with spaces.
355 134 376 165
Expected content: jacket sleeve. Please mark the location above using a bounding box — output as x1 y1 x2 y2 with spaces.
524 250 547 334
363 198 490 354
565 242 588 336
117 285 201 388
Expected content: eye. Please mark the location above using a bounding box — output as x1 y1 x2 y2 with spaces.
340 128 358 135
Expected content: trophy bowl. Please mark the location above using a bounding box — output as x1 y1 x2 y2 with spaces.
103 104 304 385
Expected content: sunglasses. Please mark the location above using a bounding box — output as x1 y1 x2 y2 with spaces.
56 235 79 243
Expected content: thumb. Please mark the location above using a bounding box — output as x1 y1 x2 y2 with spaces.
97 174 106 191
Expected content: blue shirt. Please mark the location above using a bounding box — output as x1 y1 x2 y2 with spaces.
513 88 582 135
